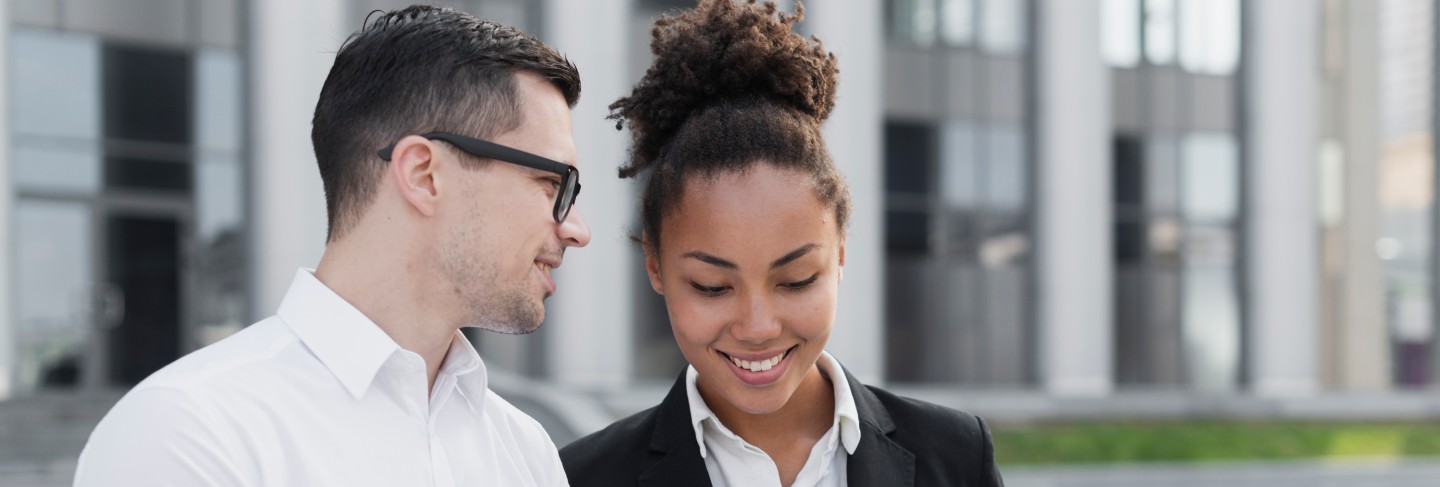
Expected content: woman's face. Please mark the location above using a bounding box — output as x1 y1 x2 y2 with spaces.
647 164 844 415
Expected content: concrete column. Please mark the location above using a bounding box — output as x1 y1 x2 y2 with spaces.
1244 0 1321 396
1338 0 1389 390
247 0 346 316
806 0 886 385
542 0 635 388
1035 0 1113 396
0 2 13 400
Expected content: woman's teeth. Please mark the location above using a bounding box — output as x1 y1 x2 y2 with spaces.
730 350 786 372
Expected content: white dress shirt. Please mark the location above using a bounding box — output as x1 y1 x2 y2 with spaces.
686 351 861 487
74 269 569 487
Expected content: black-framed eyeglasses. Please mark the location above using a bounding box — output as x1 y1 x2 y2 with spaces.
378 132 581 223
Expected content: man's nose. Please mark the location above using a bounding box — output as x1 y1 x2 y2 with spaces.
558 209 591 248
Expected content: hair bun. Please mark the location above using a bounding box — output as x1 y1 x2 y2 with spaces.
611 0 838 177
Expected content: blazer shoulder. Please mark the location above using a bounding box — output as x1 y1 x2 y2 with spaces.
865 385 988 441
863 385 1003 486
560 405 662 484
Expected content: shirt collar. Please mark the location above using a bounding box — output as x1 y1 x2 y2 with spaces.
685 350 862 458
443 330 489 410
819 351 862 454
275 268 404 399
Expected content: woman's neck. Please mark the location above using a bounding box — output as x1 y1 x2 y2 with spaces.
704 363 837 483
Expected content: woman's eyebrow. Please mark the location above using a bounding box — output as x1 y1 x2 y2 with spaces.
679 243 819 271
682 251 738 270
770 243 819 269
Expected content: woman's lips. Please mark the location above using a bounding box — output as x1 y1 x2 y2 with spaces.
718 345 797 386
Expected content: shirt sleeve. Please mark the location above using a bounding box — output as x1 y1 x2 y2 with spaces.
531 420 572 487
73 387 248 487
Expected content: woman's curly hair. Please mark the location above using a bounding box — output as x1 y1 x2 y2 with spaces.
612 0 850 253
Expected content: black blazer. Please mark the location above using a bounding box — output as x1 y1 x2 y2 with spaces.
561 366 1004 486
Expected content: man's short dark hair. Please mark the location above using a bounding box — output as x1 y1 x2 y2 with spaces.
312 5 581 241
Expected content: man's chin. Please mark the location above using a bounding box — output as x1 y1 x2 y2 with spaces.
465 308 544 335
467 321 541 335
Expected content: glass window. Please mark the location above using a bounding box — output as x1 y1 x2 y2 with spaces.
192 49 248 343
886 209 932 255
885 122 936 195
196 49 243 152
982 265 1030 383
1102 0 1141 67
1144 0 1177 65
890 0 939 47
884 0 1033 386
1147 134 1181 214
1114 135 1145 209
1181 264 1241 391
940 0 976 47
14 200 93 393
1377 0 1435 387
940 121 979 209
985 125 1027 214
196 154 243 242
10 28 101 139
106 157 192 193
1179 0 1241 75
193 151 246 342
887 117 1033 385
1181 132 1239 224
13 141 101 193
884 253 937 382
103 45 193 144
194 47 246 244
1179 131 1240 391
1113 135 1146 263
979 0 1026 55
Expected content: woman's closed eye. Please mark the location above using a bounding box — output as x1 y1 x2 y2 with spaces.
780 274 819 291
690 282 729 297
689 274 819 297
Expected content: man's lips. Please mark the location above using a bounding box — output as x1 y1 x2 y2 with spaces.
534 259 558 294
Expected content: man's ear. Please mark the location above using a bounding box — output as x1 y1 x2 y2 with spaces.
643 234 664 295
837 238 846 282
388 135 441 217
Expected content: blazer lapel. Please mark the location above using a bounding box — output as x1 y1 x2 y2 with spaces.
637 373 713 487
845 370 916 487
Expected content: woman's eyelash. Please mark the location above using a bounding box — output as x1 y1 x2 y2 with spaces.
781 274 819 290
689 274 818 296
690 282 727 296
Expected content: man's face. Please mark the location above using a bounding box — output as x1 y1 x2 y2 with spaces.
438 71 591 334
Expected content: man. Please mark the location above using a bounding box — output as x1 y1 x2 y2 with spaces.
74 6 590 486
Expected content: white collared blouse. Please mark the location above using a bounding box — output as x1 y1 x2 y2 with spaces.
685 351 862 487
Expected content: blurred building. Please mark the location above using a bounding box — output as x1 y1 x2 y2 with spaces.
0 0 1436 420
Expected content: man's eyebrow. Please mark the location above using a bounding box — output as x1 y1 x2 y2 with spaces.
681 251 738 270
770 244 819 269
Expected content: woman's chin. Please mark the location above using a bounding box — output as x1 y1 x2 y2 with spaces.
728 396 788 416
714 383 796 415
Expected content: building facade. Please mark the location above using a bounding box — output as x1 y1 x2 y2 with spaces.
1 0 1436 421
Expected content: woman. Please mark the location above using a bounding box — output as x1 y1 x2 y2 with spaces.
560 1 1003 486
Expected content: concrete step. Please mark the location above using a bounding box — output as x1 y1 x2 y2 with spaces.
0 388 123 473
